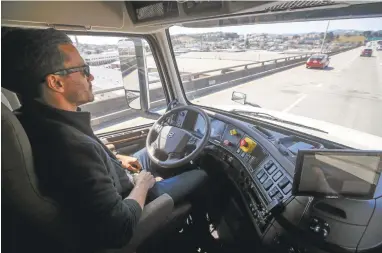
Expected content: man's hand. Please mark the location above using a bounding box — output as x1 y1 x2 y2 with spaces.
127 171 156 209
133 171 156 190
116 154 142 173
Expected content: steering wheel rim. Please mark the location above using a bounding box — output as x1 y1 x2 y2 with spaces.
146 105 211 169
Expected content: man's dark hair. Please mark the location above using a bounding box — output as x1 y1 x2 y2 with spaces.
2 28 73 99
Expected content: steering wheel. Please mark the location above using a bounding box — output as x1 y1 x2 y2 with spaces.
146 105 211 169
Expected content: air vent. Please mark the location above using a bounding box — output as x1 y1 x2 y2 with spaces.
130 1 179 22
265 1 337 12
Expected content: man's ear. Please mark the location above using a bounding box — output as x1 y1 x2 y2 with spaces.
45 74 65 93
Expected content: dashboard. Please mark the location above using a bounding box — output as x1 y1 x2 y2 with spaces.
168 109 382 253
194 114 226 139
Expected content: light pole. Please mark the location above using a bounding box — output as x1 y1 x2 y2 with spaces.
320 20 330 53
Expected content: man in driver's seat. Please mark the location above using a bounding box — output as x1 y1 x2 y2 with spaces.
2 28 208 250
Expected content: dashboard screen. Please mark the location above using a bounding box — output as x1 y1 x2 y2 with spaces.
293 150 382 199
194 115 226 139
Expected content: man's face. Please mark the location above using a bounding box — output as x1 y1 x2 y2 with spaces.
59 44 95 106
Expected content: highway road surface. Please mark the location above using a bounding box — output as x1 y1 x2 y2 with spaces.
192 47 382 138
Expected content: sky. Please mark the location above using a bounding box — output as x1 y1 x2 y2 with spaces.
70 17 382 45
170 17 382 35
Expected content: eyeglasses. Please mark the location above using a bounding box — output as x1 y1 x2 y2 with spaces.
51 64 91 78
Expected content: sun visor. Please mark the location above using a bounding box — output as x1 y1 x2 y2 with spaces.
123 1 382 28
180 1 382 28
1 1 125 30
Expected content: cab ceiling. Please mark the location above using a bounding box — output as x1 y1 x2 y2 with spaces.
2 1 382 34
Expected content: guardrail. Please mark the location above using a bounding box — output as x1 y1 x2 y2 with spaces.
87 46 359 130
181 53 312 81
94 54 311 94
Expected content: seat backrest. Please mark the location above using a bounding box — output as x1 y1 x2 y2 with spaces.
1 102 60 222
1 103 79 251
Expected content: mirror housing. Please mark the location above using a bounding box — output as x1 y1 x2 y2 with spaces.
231 91 247 105
231 91 261 108
125 90 141 110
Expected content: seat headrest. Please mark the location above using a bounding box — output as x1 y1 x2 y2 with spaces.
2 88 21 110
1 92 12 110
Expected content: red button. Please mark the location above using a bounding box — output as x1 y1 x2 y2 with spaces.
240 139 248 147
223 140 231 146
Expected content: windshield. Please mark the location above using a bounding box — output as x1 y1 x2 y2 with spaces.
310 55 325 60
169 18 382 139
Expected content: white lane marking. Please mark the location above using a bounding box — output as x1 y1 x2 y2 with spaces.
316 83 323 88
283 94 307 113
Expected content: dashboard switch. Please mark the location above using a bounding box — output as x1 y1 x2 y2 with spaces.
263 179 273 190
278 177 290 189
282 183 292 194
240 139 248 147
309 217 330 238
264 160 274 170
267 164 277 175
239 137 257 153
322 228 329 237
274 192 283 200
259 174 268 184
256 170 265 179
268 187 280 198
273 171 283 181
223 140 232 146
230 129 239 136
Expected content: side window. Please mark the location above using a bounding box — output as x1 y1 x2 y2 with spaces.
69 35 167 134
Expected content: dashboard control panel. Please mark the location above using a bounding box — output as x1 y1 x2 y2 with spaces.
309 217 330 238
208 122 294 233
173 112 297 234
221 124 268 168
253 158 293 204
207 144 274 233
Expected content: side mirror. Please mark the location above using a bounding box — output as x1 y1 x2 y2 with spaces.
125 90 141 110
231 91 247 105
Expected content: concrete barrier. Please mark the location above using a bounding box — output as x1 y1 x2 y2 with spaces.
85 46 359 128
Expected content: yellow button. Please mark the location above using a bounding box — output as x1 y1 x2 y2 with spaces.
230 129 238 136
240 137 257 153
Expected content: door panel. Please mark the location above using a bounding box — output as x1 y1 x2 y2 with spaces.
116 140 145 155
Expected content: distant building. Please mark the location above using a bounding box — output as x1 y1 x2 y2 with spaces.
83 51 119 66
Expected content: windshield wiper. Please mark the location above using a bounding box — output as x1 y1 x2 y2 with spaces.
232 110 328 134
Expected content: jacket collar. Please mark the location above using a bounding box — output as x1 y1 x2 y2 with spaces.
22 99 94 137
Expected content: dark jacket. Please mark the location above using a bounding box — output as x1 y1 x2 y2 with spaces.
15 100 141 251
